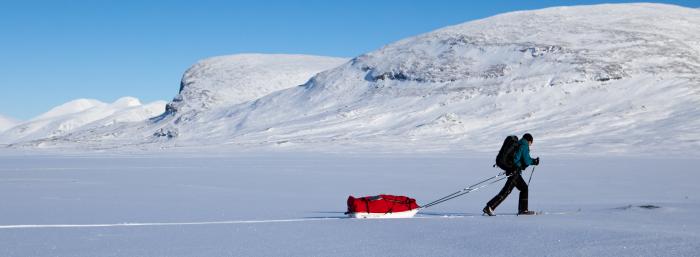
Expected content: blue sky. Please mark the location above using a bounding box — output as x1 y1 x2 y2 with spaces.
1 0 698 120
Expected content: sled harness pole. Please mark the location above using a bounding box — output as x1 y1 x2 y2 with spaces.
420 172 510 209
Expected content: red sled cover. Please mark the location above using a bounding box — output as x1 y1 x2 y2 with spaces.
346 194 419 214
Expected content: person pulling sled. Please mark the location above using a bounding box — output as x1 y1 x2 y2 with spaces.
483 133 540 216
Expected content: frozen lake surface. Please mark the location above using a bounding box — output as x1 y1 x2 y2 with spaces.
0 153 698 256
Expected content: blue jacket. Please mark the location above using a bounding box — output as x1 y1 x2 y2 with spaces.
513 138 534 170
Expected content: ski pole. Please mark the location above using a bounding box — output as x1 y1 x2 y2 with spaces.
527 166 536 185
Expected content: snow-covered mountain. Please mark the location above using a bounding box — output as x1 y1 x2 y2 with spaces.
0 114 19 133
10 3 700 155
152 54 348 137
166 54 348 115
0 97 166 144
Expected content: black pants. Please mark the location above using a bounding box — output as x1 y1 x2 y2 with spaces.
486 171 528 212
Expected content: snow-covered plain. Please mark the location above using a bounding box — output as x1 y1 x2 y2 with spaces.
0 153 697 257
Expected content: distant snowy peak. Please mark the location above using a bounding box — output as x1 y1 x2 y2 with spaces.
166 54 348 114
111 97 143 108
33 97 145 121
0 97 165 144
33 99 106 121
0 114 19 132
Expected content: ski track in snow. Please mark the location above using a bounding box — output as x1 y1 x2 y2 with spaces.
0 211 581 230
0 218 344 230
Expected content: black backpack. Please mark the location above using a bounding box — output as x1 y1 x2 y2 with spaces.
495 135 520 172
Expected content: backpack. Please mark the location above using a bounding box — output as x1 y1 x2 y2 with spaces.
495 135 520 172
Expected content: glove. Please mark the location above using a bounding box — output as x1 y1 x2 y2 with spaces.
533 157 540 166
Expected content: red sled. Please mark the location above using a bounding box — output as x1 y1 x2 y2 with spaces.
346 194 420 218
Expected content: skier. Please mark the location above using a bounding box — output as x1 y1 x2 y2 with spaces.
483 133 540 216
